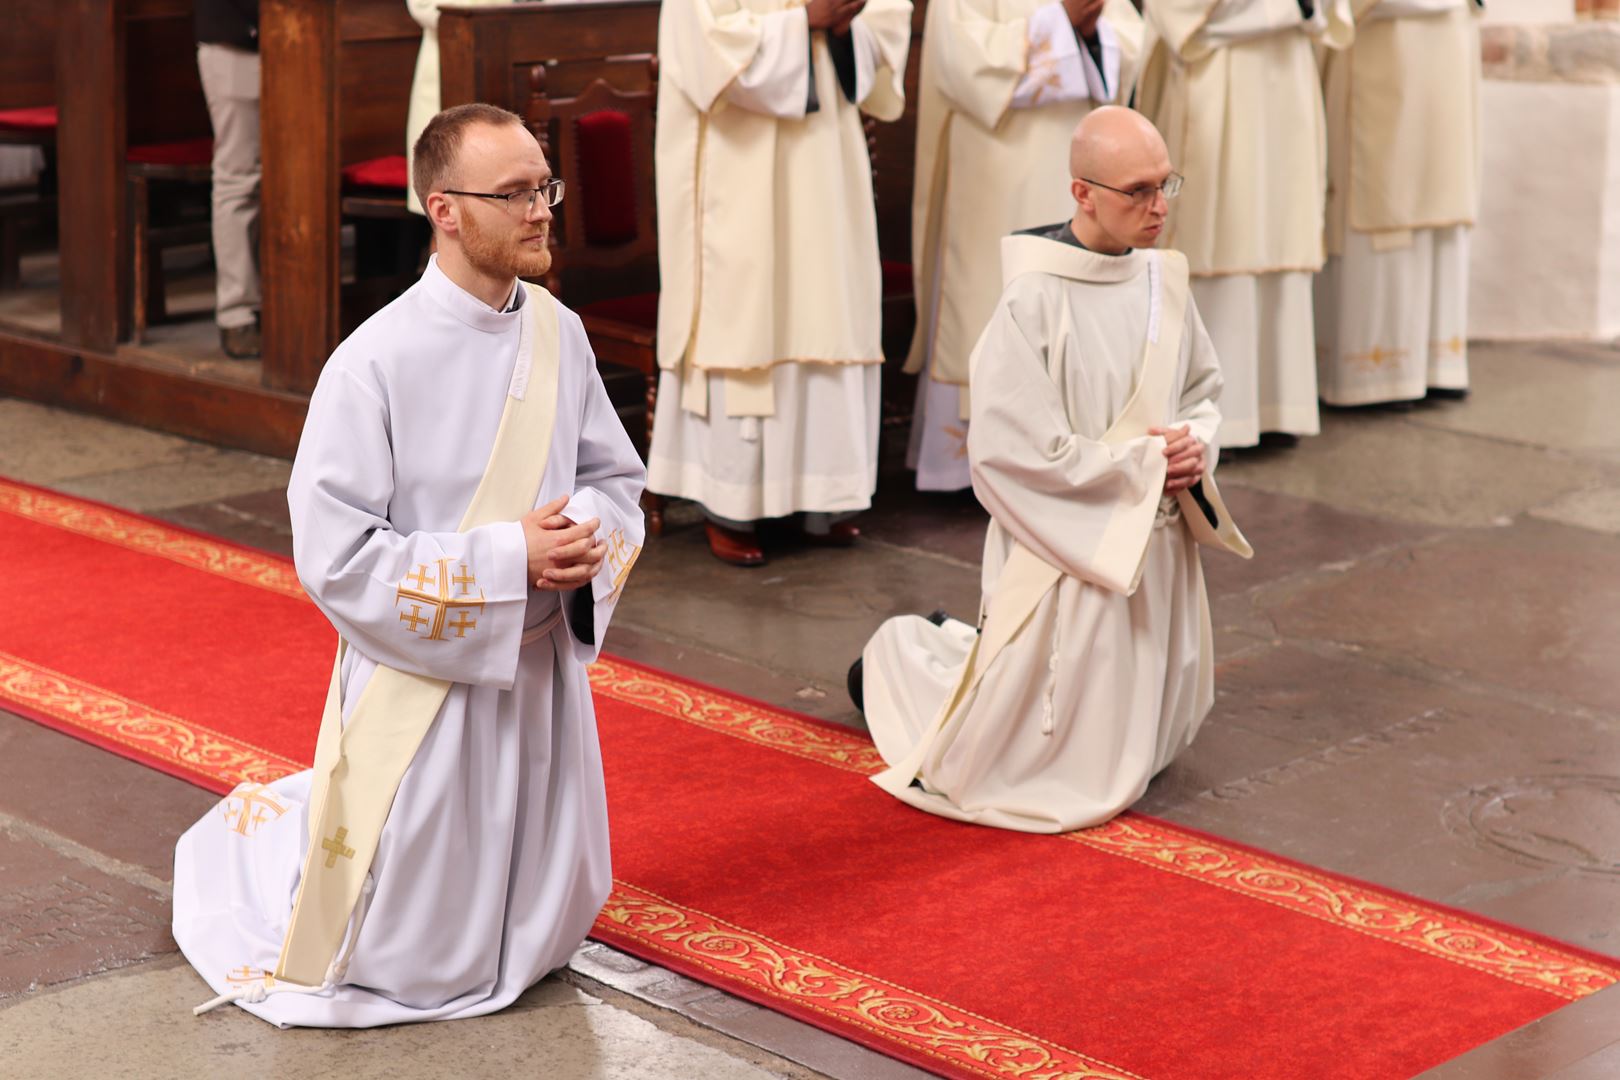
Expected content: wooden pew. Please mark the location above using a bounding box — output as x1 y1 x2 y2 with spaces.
0 1 61 290
260 0 423 394
50 0 210 353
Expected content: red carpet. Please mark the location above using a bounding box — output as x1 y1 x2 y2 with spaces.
3 475 1615 1079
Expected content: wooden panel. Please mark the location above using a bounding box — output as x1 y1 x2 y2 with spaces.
262 0 340 394
0 330 308 459
339 0 422 41
338 36 423 165
56 0 126 352
2 1 59 110
439 1 662 112
125 8 212 148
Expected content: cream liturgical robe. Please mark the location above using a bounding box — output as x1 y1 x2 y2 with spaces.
648 0 912 521
862 231 1250 833
907 0 1144 492
172 258 646 1027
1315 0 1481 405
1138 0 1352 447
403 0 510 215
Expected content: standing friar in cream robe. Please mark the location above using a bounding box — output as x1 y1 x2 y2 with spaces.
907 0 1144 492
172 108 646 1026
858 108 1251 832
1315 0 1481 405
1137 0 1352 447
648 0 912 561
403 0 510 215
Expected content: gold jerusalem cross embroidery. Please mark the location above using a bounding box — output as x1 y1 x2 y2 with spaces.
322 827 356 869
221 784 289 838
396 557 487 641
605 528 641 594
226 965 276 988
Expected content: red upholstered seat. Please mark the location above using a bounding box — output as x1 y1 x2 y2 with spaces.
579 292 658 330
127 138 214 166
342 154 409 190
882 260 913 299
0 106 58 132
575 110 638 246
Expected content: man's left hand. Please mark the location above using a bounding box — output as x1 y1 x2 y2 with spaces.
1150 425 1207 495
536 511 608 592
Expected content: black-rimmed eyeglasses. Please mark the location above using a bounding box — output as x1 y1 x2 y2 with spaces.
441 178 566 215
1081 173 1183 206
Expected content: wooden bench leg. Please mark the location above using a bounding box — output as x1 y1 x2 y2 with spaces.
129 174 150 344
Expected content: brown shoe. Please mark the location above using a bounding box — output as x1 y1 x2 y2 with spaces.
705 522 765 567
220 322 261 360
802 519 860 547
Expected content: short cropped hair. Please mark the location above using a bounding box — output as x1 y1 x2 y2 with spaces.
412 103 526 212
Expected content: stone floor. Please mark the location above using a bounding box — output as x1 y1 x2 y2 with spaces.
4 337 1620 1077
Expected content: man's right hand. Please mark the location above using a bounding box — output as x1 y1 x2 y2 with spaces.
521 495 605 591
806 0 866 32
1062 0 1106 36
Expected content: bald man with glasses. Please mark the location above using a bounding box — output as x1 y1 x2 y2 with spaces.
850 108 1250 834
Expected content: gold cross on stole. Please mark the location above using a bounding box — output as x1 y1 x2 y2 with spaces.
322 827 356 869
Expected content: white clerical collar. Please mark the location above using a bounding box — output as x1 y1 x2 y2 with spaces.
999 232 1149 287
421 255 526 333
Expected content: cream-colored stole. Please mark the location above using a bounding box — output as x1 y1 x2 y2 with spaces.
274 284 562 989
872 245 1247 798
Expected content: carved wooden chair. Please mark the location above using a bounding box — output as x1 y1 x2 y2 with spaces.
523 59 665 532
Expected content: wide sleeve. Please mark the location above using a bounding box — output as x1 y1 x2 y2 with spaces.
849 0 913 120
288 366 532 690
968 284 1169 595
1175 299 1224 465
926 0 1037 130
664 0 808 117
557 326 649 662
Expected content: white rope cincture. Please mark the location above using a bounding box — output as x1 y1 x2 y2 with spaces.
193 875 377 1017
1041 625 1061 737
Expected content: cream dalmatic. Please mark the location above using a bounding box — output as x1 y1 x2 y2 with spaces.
862 231 1250 833
1315 0 1481 405
172 259 646 1026
1137 0 1351 447
907 0 1144 492
648 0 912 523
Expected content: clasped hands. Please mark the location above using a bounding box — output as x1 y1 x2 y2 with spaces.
805 0 865 35
1150 425 1206 495
522 495 606 592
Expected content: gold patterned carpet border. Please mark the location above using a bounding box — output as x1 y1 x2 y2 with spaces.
594 880 1143 1080
586 658 1620 1004
0 480 306 601
8 477 1614 1021
0 650 304 789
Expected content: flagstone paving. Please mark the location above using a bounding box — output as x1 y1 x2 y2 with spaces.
4 337 1620 1077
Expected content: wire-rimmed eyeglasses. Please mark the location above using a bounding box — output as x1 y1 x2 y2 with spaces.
441 178 566 215
1081 172 1183 206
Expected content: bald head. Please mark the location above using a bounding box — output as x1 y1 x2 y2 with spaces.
1069 106 1167 183
1065 106 1174 254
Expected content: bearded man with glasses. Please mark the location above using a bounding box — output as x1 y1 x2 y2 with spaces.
172 103 646 1026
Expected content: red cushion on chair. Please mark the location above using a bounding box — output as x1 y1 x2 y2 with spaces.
579 292 659 330
342 154 410 190
127 137 214 166
0 106 58 132
882 260 913 300
575 110 638 247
